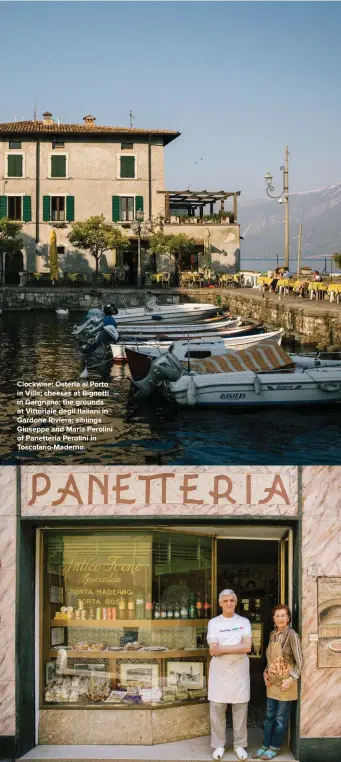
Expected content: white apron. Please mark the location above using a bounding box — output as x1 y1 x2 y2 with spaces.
208 653 250 704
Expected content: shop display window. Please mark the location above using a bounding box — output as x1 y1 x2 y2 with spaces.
42 530 212 708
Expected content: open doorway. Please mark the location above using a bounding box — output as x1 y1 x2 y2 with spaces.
215 526 295 752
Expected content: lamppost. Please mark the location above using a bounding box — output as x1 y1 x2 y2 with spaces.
264 146 289 269
132 210 152 288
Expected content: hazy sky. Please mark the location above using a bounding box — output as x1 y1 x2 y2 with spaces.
1 1 340 200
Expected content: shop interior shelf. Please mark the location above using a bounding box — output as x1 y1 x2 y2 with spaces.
51 618 208 628
49 648 208 659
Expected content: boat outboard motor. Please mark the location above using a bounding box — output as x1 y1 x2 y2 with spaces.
72 308 103 336
132 352 182 398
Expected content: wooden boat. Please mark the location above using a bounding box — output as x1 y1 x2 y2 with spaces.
114 302 220 324
121 329 284 376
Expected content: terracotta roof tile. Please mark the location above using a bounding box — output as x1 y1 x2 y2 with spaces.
0 121 180 144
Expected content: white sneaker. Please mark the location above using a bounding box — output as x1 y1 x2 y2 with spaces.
213 748 225 760
234 748 248 760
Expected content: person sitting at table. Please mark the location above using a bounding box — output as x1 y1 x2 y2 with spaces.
294 281 308 298
269 269 280 292
282 268 292 279
313 270 322 282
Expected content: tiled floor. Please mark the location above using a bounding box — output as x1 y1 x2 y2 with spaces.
17 731 295 761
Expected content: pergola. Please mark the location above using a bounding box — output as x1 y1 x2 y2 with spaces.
158 189 241 221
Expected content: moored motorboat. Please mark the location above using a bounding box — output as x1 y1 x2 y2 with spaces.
121 329 284 376
114 302 220 324
130 340 341 406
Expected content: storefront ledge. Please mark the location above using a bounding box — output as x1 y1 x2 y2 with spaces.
16 733 295 761
0 734 16 759
299 737 341 762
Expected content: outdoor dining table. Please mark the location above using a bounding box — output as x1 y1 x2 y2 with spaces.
150 272 164 284
327 282 341 303
308 282 328 300
258 276 272 289
277 278 292 294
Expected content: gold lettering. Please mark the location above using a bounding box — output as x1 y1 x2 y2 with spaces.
259 475 290 505
52 475 83 506
28 473 51 505
180 474 204 505
138 472 175 503
209 475 236 504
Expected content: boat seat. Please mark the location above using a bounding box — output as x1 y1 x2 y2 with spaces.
183 340 294 374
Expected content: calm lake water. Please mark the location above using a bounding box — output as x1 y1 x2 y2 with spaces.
1 310 341 465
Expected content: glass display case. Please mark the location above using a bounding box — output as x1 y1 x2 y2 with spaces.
42 530 212 708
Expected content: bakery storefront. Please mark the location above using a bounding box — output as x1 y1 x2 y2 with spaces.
1 466 341 762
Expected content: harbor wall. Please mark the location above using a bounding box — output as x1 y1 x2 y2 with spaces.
1 286 341 347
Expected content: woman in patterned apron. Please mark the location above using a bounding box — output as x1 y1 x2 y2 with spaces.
253 604 303 760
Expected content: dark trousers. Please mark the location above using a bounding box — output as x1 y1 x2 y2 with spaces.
263 698 293 750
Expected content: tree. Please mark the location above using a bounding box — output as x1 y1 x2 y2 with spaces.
332 252 341 271
0 218 23 286
147 231 197 283
68 215 128 280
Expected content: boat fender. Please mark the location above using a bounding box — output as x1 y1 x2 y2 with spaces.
151 314 163 321
254 374 261 395
187 373 197 405
318 382 341 392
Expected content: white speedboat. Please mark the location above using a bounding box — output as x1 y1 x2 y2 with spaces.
116 328 284 366
131 340 341 405
118 316 240 336
114 302 219 324
168 366 341 407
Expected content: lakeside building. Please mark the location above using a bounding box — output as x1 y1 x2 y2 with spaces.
0 112 241 283
0 465 340 762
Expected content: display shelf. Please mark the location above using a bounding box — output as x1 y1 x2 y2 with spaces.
49 648 208 659
51 618 208 628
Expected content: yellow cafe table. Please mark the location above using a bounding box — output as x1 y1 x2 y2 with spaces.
277 278 292 294
150 272 164 285
327 282 341 303
308 281 328 300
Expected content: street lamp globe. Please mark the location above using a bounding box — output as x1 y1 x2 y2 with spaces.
264 172 273 186
136 209 144 222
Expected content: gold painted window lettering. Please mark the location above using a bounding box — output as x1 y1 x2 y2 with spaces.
42 529 212 709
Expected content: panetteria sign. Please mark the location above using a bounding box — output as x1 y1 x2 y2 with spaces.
27 469 291 507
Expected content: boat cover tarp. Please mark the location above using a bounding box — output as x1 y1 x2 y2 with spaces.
183 340 295 374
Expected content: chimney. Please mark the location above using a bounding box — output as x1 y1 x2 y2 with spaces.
83 114 96 128
42 111 54 125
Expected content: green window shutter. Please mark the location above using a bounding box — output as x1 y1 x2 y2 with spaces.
0 196 7 218
43 196 51 221
7 154 23 177
135 196 144 214
120 156 135 178
66 196 74 222
51 155 66 177
23 196 32 222
112 196 120 222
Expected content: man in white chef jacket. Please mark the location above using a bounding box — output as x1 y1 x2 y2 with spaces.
208 589 252 761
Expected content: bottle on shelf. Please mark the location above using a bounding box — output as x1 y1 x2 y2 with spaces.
204 595 211 619
188 593 196 619
167 604 173 619
154 602 160 620
127 594 135 620
160 602 167 620
118 597 126 620
135 591 145 619
180 602 188 619
196 592 203 618
145 594 153 620
174 601 180 619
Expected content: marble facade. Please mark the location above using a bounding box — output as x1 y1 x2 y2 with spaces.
1 465 341 750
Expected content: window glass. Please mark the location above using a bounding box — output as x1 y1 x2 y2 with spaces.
51 197 65 221
9 140 22 149
121 141 134 149
120 196 134 221
7 154 23 177
52 137 65 149
51 155 66 177
43 531 211 708
8 196 22 220
120 156 135 178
